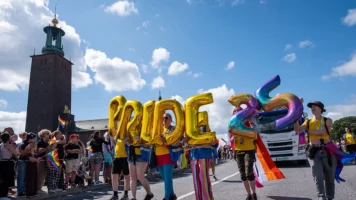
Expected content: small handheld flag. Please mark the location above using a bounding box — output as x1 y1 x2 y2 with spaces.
47 149 60 168
49 137 56 145
86 146 93 153
58 115 66 128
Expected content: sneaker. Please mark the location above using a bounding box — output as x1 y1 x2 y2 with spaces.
169 194 177 200
252 193 257 200
119 194 129 200
246 194 252 200
144 193 154 200
8 189 16 195
109 195 119 200
213 175 218 181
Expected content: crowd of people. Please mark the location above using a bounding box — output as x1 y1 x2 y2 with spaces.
0 113 223 200
1 101 355 200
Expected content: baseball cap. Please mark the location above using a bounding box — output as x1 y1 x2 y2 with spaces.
307 101 326 112
26 132 37 140
69 134 79 139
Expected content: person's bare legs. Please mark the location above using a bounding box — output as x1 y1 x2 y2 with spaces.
243 181 251 195
136 162 152 195
129 163 138 199
249 180 256 194
94 163 101 182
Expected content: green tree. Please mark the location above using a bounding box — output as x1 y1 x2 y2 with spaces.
331 116 356 140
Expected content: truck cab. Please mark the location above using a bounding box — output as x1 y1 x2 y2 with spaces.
252 109 308 165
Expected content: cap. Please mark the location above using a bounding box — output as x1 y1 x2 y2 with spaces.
307 101 326 112
69 134 78 139
26 132 37 140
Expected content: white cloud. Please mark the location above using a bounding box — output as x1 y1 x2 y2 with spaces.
282 53 296 63
285 44 292 50
193 72 203 78
142 20 150 27
85 48 146 92
150 48 170 70
167 61 189 75
104 0 138 17
342 9 356 27
0 111 26 133
171 84 235 135
136 20 150 31
171 95 185 105
151 76 165 89
299 40 313 48
322 53 356 80
156 13 160 17
0 0 92 91
325 104 356 121
225 61 235 70
0 99 8 108
141 64 148 73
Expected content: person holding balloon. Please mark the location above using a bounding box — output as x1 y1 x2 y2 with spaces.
156 113 182 200
124 134 154 200
231 116 258 200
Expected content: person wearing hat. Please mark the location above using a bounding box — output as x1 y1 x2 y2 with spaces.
64 134 81 189
297 101 336 200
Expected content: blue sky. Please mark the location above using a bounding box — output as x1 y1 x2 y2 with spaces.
0 0 356 134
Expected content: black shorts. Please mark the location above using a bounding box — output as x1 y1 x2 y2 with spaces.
112 158 129 175
346 144 356 153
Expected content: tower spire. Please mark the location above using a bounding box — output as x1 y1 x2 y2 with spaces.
52 1 58 27
158 90 162 101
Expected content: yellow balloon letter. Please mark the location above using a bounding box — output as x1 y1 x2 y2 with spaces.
185 93 216 145
140 101 155 145
152 99 185 145
108 96 127 138
117 100 143 145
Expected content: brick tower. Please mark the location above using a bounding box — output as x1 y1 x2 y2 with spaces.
25 13 72 133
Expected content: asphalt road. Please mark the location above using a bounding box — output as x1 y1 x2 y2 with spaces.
54 160 356 200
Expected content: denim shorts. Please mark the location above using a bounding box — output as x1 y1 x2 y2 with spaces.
128 155 146 164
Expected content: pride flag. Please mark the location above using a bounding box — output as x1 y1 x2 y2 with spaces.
58 115 66 128
49 137 56 145
47 149 60 168
253 135 285 187
86 146 93 152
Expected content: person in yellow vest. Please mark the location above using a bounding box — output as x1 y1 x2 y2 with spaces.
233 120 257 200
297 101 336 200
109 134 130 200
343 127 356 155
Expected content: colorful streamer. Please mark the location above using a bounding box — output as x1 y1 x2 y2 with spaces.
254 135 285 183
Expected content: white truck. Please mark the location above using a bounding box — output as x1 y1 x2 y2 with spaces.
253 109 308 165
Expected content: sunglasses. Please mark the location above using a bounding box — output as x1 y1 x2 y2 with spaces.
164 117 170 120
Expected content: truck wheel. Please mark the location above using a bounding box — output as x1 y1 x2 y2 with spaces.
297 160 307 165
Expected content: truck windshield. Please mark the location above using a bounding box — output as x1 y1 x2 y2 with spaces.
254 110 294 134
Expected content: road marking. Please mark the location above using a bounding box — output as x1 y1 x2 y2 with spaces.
177 172 240 200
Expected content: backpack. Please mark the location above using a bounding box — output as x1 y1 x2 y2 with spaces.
305 117 330 143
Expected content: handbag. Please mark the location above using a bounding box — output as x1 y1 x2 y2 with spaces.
148 145 157 169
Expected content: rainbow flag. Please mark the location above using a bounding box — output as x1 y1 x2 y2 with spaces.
253 135 285 187
86 146 93 152
49 137 56 145
58 115 66 128
47 149 60 168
